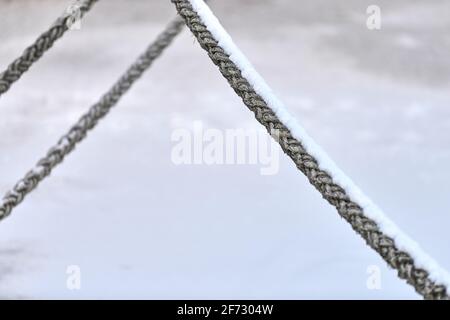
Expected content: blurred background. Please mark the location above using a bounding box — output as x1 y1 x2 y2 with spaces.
0 0 449 299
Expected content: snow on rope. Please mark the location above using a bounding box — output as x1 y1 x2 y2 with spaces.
0 0 99 97
171 0 450 299
0 16 186 220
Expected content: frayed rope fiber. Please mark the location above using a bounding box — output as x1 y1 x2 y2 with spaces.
0 0 99 97
0 17 185 220
171 0 449 299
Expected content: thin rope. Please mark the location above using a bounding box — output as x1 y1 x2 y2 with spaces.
171 0 449 300
0 16 185 221
0 0 99 97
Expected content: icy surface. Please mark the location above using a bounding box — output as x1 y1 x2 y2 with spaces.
189 0 450 290
0 0 450 299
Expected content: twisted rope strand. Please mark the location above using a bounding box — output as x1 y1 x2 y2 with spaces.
171 0 449 299
0 17 185 220
0 0 99 97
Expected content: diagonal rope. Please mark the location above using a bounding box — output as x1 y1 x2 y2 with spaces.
171 0 449 299
0 16 185 221
0 0 99 98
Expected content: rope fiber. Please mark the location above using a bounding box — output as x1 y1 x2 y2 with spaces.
0 0 99 97
0 0 447 300
0 17 185 221
170 0 449 300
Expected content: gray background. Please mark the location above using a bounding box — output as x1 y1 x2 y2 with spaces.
0 0 449 299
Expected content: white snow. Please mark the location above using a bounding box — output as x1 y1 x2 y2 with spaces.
1 0 450 299
188 0 450 289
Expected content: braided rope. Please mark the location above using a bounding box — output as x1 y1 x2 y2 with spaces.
171 0 449 299
0 0 99 97
0 17 185 220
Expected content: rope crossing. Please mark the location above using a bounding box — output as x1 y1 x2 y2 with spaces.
0 0 98 97
170 0 449 299
0 17 185 220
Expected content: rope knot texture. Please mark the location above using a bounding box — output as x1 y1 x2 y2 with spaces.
0 0 448 299
171 0 449 300
0 0 99 97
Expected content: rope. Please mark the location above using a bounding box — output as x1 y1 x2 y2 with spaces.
0 17 185 221
171 0 449 300
0 0 99 97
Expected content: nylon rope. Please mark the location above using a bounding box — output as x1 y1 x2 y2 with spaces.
0 17 185 220
171 0 449 300
0 0 99 97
